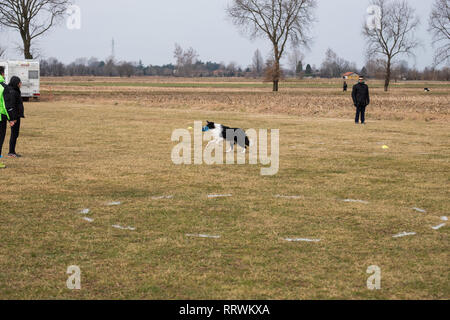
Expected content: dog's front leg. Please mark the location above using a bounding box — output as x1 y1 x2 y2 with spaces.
226 141 234 153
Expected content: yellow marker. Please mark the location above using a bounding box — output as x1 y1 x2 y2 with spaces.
188 126 193 130
382 145 389 149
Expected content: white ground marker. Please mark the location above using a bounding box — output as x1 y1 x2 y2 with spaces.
83 217 94 223
107 201 122 206
432 223 446 230
412 207 426 213
207 194 232 199
151 195 174 200
112 224 136 231
343 199 369 204
186 234 221 239
275 195 302 199
80 209 90 214
392 232 416 238
283 238 321 242
441 216 448 221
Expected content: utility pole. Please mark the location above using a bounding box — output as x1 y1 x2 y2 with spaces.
111 38 115 59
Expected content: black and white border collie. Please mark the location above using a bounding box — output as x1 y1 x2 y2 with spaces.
204 121 250 153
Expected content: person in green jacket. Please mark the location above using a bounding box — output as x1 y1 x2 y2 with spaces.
0 66 10 167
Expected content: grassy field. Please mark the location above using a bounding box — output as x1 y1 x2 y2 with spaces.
0 77 448 299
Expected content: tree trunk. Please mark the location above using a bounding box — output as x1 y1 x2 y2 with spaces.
21 31 33 59
273 80 279 92
24 43 33 59
272 56 280 92
384 58 391 92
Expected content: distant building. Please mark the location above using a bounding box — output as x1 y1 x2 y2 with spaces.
342 72 359 80
212 69 225 77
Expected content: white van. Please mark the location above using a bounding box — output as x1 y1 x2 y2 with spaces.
0 60 40 100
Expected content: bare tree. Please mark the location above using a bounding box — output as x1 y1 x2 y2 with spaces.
365 58 387 79
0 0 71 59
252 49 264 77
0 26 7 58
227 0 316 91
363 0 420 91
320 48 356 78
118 61 136 78
287 49 304 77
104 58 118 77
429 0 450 66
394 59 409 80
173 43 199 77
226 61 239 76
40 57 65 76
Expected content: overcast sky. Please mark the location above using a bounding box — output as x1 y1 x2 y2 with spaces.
1 0 436 70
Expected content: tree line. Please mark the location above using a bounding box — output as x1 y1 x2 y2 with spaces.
39 43 449 82
40 56 252 78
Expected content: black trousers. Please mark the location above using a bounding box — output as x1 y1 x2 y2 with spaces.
0 114 7 156
0 114 20 155
10 118 20 154
355 105 367 124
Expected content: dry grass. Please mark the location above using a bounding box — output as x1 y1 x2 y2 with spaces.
41 77 450 122
0 77 448 299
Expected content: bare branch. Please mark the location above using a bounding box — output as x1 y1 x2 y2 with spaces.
173 43 199 77
429 0 450 66
0 0 72 59
227 0 316 91
252 48 264 76
363 0 420 91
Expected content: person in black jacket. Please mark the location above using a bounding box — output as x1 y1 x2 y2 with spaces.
7 76 25 157
352 76 370 124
